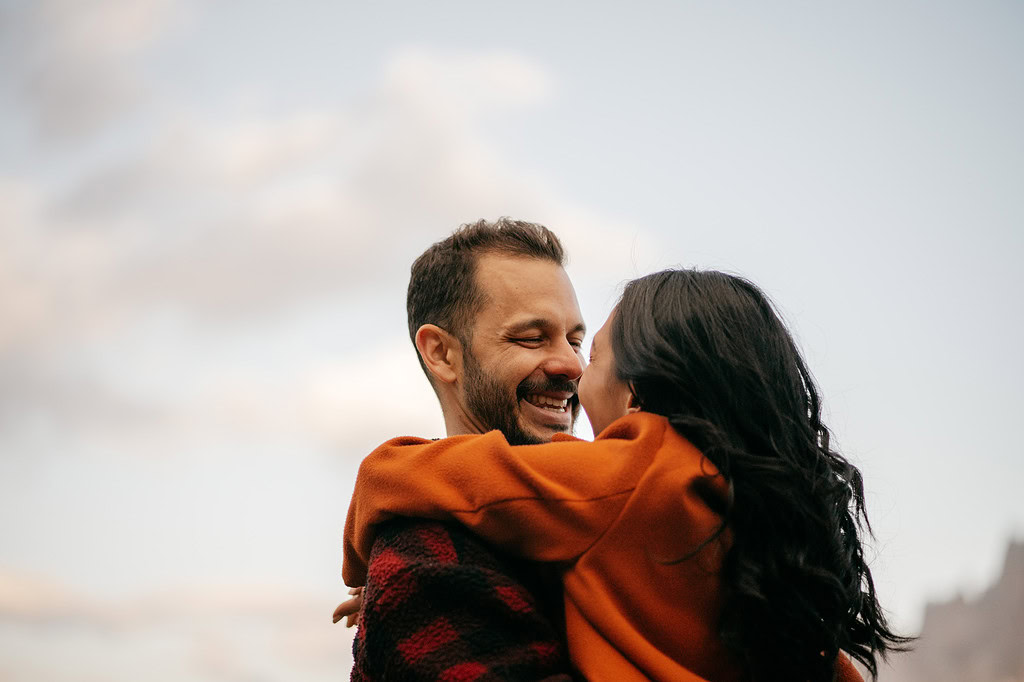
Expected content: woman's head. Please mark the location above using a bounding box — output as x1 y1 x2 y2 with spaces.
607 269 814 456
581 268 908 680
578 269 811 443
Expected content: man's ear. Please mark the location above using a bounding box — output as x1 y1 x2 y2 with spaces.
415 324 462 385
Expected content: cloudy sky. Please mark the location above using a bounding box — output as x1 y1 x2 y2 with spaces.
1 0 1022 679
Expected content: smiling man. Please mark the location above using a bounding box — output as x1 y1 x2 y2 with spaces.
345 218 584 680
415 250 585 445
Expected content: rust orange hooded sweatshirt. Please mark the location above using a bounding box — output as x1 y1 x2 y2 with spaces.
344 412 864 682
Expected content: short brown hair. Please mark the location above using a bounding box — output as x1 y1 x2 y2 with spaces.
407 218 566 378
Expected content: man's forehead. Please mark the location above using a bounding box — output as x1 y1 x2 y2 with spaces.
473 254 583 328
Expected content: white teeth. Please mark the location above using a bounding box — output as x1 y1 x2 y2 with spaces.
524 394 569 411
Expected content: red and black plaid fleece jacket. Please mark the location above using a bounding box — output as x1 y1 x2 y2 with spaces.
350 517 573 681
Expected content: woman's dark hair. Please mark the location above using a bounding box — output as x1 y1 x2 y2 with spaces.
611 269 910 681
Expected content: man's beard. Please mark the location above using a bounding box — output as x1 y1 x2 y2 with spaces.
463 351 579 445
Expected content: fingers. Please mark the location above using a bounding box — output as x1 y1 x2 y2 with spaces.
344 592 364 627
332 602 349 623
332 587 366 625
332 599 357 623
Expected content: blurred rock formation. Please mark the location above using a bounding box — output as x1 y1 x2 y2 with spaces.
882 540 1024 682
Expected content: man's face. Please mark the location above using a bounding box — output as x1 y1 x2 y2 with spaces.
459 253 586 445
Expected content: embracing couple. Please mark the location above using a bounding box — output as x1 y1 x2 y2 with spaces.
335 219 907 681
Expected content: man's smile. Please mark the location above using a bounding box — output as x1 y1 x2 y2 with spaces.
518 389 576 430
522 392 571 412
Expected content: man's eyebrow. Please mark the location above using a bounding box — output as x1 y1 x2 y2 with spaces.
504 318 587 336
505 318 550 335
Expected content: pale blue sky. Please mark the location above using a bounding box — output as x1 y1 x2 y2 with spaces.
1 1 1022 679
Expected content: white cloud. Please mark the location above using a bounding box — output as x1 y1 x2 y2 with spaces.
33 0 179 56
29 48 557 321
379 46 554 117
12 0 184 138
1 45 650 449
0 570 83 621
299 341 445 446
0 570 353 681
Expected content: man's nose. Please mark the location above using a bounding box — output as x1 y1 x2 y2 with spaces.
543 340 584 381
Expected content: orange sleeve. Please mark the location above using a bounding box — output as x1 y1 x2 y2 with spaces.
343 414 667 585
835 653 865 682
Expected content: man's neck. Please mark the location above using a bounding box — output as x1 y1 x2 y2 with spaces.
440 400 488 437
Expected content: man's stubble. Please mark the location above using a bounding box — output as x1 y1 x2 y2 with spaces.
462 348 579 446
